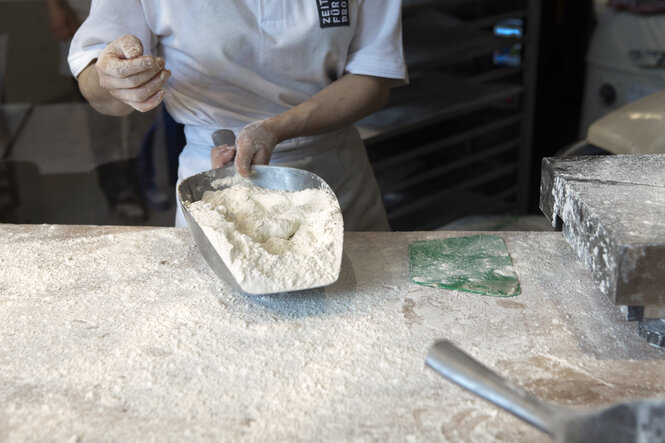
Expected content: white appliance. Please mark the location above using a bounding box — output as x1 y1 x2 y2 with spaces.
580 7 665 135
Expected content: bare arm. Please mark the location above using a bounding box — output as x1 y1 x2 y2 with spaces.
78 62 134 116
264 73 397 143
212 73 399 175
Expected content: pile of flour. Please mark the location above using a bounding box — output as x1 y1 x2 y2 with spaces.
185 178 343 294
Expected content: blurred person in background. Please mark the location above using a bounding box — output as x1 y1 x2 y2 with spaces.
47 0 179 222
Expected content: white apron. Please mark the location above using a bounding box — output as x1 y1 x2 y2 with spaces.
175 125 390 231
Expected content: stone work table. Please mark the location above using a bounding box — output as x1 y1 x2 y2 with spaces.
540 154 665 312
1 224 664 442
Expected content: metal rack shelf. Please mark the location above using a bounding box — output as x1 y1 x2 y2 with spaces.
357 76 523 144
362 0 541 230
386 165 520 230
391 187 518 231
384 137 520 193
402 8 524 69
371 113 522 172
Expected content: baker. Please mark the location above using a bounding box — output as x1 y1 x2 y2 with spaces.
69 1 408 230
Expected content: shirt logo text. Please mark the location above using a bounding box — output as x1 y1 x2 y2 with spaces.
316 0 350 28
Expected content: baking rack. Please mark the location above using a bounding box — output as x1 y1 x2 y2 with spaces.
358 0 542 230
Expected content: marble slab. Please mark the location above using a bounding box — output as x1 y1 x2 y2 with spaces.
540 155 665 309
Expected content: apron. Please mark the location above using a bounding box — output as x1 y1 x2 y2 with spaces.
175 125 390 231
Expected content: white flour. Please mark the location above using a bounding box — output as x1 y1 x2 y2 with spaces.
186 181 343 294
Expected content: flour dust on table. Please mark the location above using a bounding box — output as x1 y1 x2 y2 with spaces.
185 180 344 294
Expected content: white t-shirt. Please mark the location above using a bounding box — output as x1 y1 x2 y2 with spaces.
68 0 408 134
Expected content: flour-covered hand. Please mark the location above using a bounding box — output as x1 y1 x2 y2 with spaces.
96 35 170 112
234 121 279 177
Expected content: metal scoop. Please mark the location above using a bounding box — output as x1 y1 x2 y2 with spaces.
426 340 665 442
211 129 236 148
177 129 342 294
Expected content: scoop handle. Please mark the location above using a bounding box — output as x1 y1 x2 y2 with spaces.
212 129 236 147
426 340 559 436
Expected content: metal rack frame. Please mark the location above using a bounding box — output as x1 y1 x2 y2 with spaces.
358 0 542 230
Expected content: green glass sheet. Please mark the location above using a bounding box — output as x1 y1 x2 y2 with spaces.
408 235 521 297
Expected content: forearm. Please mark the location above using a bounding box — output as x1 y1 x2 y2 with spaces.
264 74 396 143
78 63 134 116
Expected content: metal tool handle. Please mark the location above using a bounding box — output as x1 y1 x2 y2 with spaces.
426 340 560 436
212 129 236 147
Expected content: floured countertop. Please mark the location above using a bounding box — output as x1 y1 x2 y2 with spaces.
1 224 664 442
